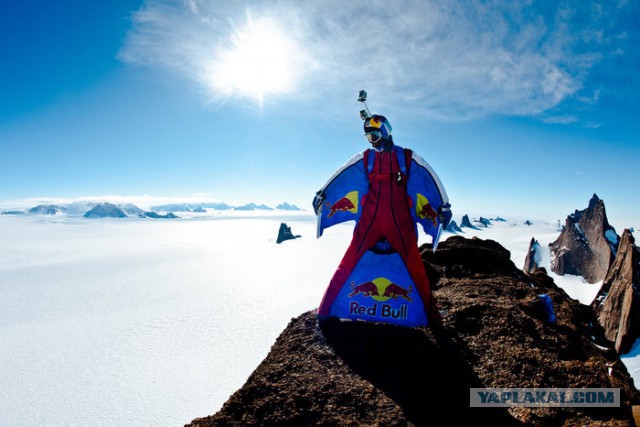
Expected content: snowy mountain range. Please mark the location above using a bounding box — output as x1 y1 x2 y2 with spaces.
1 200 303 217
27 204 67 215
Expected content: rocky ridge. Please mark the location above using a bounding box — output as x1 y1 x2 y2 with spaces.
188 237 640 426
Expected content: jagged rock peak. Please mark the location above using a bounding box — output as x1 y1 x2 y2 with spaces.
592 229 640 354
460 214 474 228
523 237 544 274
276 222 300 244
446 220 463 233
549 195 619 283
477 217 491 227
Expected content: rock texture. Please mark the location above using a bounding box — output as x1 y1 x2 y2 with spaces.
592 230 640 354
188 237 639 427
549 194 619 283
523 237 544 274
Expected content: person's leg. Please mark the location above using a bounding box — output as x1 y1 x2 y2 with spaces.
317 217 384 316
385 217 441 325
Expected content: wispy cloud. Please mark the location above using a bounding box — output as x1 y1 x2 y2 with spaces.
119 0 635 120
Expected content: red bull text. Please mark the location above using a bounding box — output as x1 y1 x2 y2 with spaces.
349 301 409 320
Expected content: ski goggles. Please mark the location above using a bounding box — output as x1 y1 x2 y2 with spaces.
364 130 382 144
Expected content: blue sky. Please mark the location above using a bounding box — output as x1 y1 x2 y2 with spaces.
1 0 639 225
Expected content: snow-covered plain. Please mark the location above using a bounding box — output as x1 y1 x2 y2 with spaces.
0 211 636 425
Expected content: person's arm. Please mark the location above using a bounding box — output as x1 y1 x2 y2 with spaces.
313 151 365 215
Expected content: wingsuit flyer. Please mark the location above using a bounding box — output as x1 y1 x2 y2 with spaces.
313 91 452 327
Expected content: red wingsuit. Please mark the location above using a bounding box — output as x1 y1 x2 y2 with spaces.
317 146 442 324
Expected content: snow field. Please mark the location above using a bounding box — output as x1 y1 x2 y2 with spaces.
0 212 636 425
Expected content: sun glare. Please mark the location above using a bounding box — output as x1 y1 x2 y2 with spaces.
211 15 296 106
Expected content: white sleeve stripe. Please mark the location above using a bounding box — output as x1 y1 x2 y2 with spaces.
411 152 450 205
317 150 366 194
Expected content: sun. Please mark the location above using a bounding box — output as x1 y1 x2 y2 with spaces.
209 14 296 106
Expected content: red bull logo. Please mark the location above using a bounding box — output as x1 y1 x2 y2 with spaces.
348 277 413 302
416 193 438 227
326 190 358 218
382 283 413 302
348 281 379 297
347 277 413 320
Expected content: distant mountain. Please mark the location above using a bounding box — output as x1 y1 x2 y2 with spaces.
445 220 462 233
142 212 179 219
476 217 491 227
120 204 145 216
235 203 274 211
460 214 479 229
84 203 127 218
28 204 67 215
152 203 207 212
202 202 232 210
549 194 619 283
276 202 302 211
523 237 544 274
152 202 234 212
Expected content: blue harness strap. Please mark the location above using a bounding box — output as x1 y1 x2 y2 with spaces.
365 149 375 174
395 146 407 175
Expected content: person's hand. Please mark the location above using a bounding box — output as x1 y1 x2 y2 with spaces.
313 191 325 215
440 203 452 228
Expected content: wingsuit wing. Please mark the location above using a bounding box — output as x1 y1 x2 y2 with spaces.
406 152 452 250
314 151 369 238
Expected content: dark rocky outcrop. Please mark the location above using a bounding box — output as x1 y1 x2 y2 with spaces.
523 237 544 274
549 194 619 283
476 217 491 227
276 223 300 244
446 220 463 233
460 214 478 229
188 237 639 426
142 211 179 219
592 230 640 354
